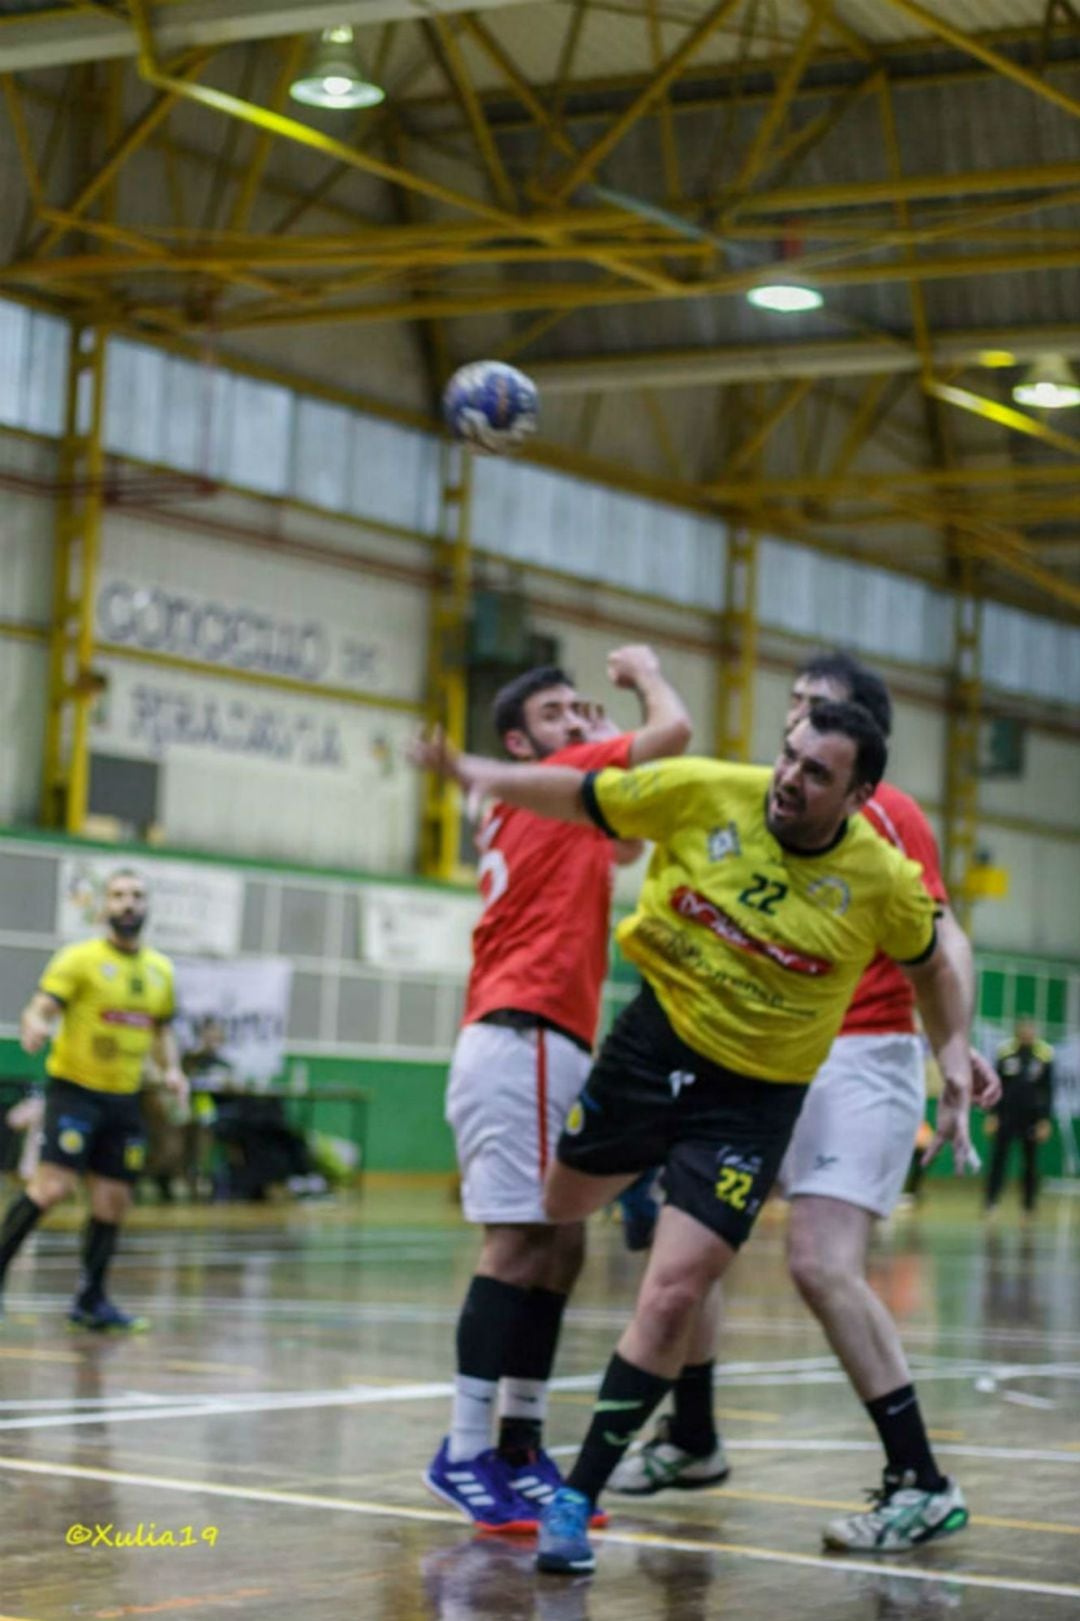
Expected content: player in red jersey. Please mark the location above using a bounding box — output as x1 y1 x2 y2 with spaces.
611 650 1000 1554
424 648 692 1532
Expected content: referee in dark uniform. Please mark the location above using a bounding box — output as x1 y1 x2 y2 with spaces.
985 1018 1056 1217
0 870 187 1330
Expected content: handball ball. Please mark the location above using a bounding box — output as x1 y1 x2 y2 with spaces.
442 360 538 454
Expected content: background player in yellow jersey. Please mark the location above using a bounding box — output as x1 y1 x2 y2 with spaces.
412 701 974 1574
0 870 187 1331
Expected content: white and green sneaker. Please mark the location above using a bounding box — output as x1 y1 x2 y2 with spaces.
608 1416 730 1496
823 1471 969 1553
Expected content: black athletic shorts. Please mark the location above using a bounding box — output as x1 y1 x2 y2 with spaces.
42 1078 147 1184
556 984 806 1249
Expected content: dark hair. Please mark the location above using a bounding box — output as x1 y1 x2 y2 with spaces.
806 700 888 790
492 665 576 740
105 867 145 890
798 649 893 739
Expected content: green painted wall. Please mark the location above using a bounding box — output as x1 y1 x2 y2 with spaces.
281 1053 453 1173
0 1038 453 1175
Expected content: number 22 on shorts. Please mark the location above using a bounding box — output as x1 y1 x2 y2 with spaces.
715 1166 753 1209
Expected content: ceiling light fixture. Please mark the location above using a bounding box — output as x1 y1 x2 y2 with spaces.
289 26 385 110
746 283 824 314
1012 354 1080 410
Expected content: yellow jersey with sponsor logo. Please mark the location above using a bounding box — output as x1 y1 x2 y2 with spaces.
587 758 936 1084
40 938 176 1095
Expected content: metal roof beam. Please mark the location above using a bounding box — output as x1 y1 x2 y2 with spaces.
512 330 1080 394
0 0 541 71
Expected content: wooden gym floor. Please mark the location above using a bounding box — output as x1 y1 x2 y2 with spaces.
0 1180 1077 1620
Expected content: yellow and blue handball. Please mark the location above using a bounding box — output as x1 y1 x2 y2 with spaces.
442 360 539 455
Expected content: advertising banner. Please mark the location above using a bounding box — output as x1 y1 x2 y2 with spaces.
57 854 243 958
174 956 293 1086
360 884 479 974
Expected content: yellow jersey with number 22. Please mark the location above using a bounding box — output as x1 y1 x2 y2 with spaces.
587 758 936 1084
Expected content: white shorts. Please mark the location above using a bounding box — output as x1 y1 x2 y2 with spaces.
780 1033 925 1218
446 1021 592 1225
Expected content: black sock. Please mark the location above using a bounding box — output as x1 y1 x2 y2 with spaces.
865 1384 946 1493
567 1353 672 1505
498 1287 568 1460
77 1219 119 1310
669 1359 717 1453
0 1193 45 1288
457 1275 530 1379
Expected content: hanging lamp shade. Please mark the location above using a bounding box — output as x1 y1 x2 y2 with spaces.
1012 354 1080 410
289 26 385 110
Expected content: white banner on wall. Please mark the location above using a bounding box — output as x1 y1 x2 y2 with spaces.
174 957 293 1085
360 884 480 973
57 854 243 958
96 520 425 703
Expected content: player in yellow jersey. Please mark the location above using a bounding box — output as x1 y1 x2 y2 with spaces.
411 700 974 1576
0 871 187 1331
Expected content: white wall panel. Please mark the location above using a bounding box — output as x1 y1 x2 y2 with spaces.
982 601 1080 704
94 657 420 871
0 641 46 825
472 459 725 609
758 541 951 667
968 826 1080 957
346 412 440 535
0 301 67 436
979 730 1080 828
750 665 791 765
99 509 428 702
886 698 945 807
0 441 56 620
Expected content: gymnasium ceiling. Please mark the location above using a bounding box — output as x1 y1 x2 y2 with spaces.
2 1 1080 625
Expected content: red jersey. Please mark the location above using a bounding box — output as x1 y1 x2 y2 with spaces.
462 733 634 1050
841 781 948 1036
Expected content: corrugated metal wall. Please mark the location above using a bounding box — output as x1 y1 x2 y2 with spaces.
0 433 54 825
1 303 1074 700
0 298 1077 952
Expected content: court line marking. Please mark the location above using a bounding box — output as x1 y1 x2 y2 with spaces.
700 1486 1080 1537
551 1439 1080 1466
0 1456 1076 1602
0 1381 457 1433
10 1293 1080 1350
2 1372 1079 1460
0 1394 190 1412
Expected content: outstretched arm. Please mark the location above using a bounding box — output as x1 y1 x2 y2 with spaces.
936 906 1000 1107
902 937 975 1173
410 733 592 825
606 646 692 765
152 1023 190 1108
19 991 61 1055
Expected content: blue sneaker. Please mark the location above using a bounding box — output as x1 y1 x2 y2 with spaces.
617 1171 660 1251
67 1298 149 1333
536 1486 596 1574
505 1450 609 1529
424 1440 536 1533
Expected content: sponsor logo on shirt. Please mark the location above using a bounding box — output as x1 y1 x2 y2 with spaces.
806 876 852 916
707 822 742 863
669 886 834 977
100 1010 155 1028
